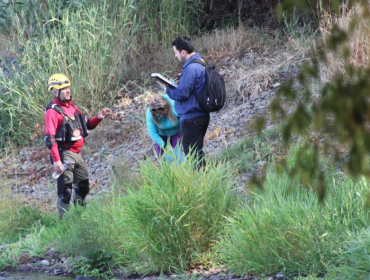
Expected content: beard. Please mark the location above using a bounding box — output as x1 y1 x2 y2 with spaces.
60 94 72 102
62 96 72 102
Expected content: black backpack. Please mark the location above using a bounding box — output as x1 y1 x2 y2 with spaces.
189 59 226 112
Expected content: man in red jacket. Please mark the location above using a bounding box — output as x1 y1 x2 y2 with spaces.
44 73 111 218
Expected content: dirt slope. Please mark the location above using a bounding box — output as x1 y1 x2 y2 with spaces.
0 41 304 213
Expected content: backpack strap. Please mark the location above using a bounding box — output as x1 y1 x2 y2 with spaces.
188 58 206 67
71 102 83 115
46 102 65 115
45 103 69 150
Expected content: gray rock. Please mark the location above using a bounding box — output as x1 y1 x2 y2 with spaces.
41 259 50 266
276 273 285 280
17 264 32 272
231 119 239 126
76 275 94 280
10 163 19 170
52 268 65 275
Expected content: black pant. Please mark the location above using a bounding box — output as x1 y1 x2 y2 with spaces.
180 115 210 166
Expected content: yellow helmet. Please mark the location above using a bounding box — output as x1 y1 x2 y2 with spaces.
48 74 71 91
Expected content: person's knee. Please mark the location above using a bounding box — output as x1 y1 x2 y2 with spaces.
57 179 72 202
73 179 89 206
75 179 90 198
58 192 71 204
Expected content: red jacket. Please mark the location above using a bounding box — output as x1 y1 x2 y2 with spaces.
45 98 101 162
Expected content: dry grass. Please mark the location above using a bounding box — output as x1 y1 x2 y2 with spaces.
226 43 306 100
195 27 309 101
117 26 309 103
0 175 23 214
196 27 250 59
144 27 253 75
320 3 370 81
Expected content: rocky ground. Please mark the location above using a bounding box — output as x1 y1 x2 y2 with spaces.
0 249 287 280
0 86 278 210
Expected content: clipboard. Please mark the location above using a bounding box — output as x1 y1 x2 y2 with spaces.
151 73 178 89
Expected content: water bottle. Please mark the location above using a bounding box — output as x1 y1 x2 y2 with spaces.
52 162 69 179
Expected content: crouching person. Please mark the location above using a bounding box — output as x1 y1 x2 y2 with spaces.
146 94 183 161
44 73 111 218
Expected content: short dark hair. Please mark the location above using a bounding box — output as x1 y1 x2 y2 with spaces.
172 36 195 53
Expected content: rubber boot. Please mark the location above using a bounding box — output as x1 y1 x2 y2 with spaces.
57 195 70 219
72 189 86 206
73 179 89 206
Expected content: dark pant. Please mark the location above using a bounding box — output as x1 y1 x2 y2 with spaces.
180 115 210 166
57 150 89 205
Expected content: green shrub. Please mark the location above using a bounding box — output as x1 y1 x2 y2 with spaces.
331 228 370 279
36 149 236 275
0 247 16 270
72 249 114 279
39 198 128 256
216 159 370 278
118 150 237 273
0 203 55 244
217 126 282 174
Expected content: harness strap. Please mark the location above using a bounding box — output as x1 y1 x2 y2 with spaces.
46 103 65 115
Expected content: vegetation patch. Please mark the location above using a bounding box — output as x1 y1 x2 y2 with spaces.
216 145 370 278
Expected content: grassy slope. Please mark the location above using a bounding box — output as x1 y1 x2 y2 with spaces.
3 3 370 280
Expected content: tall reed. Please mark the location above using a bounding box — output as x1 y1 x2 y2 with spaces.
0 0 202 149
0 2 125 147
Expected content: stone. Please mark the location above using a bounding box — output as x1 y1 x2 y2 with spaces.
17 252 30 265
76 275 93 280
17 264 32 272
231 119 239 126
41 259 50 266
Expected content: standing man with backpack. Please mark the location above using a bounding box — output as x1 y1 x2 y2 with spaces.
163 36 210 167
44 73 112 218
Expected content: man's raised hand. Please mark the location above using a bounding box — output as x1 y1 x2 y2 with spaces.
98 108 112 120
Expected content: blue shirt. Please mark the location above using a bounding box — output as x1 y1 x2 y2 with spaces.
166 53 209 121
146 94 180 147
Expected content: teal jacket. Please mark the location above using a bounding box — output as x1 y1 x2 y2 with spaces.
146 94 180 147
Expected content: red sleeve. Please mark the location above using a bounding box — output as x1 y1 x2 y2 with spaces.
45 109 62 162
88 115 102 129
